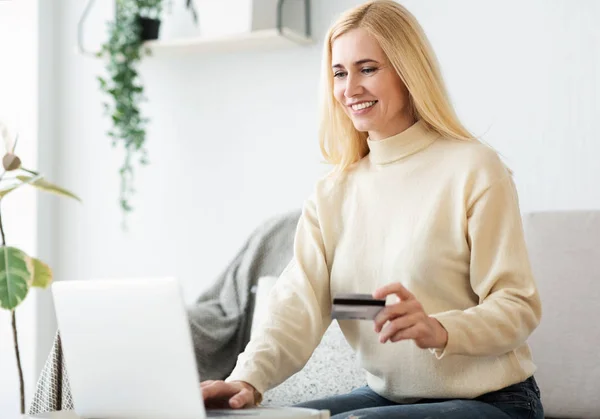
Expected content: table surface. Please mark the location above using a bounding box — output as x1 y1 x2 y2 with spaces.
19 406 330 419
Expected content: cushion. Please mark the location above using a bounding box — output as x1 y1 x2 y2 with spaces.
264 321 366 406
252 276 366 406
523 211 600 419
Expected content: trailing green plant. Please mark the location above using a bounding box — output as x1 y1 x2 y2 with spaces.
0 123 80 414
96 0 162 218
139 0 165 19
186 0 198 23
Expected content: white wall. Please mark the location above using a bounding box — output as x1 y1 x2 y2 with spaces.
408 0 600 212
34 0 61 391
0 0 40 415
53 0 599 301
53 0 329 303
20 0 599 411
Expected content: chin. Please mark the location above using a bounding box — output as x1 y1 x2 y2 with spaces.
351 120 373 133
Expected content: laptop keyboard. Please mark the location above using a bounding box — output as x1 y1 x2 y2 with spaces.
207 411 257 417
205 407 317 418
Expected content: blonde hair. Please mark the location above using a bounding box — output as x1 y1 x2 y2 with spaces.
319 0 477 172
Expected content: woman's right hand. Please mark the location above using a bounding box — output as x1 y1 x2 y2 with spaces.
201 380 257 409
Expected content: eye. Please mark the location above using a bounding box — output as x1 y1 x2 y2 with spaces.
362 67 377 75
334 71 347 79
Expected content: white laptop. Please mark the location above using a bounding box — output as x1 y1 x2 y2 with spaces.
51 277 328 419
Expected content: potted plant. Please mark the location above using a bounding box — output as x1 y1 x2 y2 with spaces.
137 0 164 41
0 123 81 415
97 0 162 221
185 0 198 24
138 0 199 40
96 0 196 223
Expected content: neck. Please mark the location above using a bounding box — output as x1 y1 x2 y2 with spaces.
368 114 416 141
366 119 440 165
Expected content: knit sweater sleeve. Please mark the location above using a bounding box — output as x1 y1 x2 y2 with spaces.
430 174 542 358
226 195 332 394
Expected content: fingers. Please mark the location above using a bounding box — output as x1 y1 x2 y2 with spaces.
388 323 426 344
372 282 414 301
201 381 237 401
371 283 441 348
201 381 256 410
373 299 421 333
229 387 255 409
378 312 424 343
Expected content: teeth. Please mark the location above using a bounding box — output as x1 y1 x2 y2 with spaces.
352 101 376 111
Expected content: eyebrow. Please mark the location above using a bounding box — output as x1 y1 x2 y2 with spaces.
332 58 380 69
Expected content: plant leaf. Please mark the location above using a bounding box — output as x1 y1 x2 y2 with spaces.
16 175 82 202
0 183 21 198
31 258 52 288
0 121 14 154
0 247 33 310
0 172 43 200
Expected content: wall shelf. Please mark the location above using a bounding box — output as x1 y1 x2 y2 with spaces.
143 27 313 56
77 0 313 57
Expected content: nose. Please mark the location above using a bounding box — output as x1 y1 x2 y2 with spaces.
344 73 363 99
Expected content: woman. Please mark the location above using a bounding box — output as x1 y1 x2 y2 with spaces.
201 1 544 418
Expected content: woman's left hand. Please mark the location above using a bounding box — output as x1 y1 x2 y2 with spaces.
373 282 448 350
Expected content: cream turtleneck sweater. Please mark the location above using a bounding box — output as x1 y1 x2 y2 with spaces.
227 120 542 402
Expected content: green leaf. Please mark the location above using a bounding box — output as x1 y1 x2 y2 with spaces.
31 258 52 288
16 175 82 202
0 171 41 199
0 183 20 198
0 247 33 310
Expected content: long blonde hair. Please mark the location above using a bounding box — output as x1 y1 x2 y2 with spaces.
319 0 476 172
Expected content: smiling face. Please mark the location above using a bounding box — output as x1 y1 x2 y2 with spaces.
331 28 415 141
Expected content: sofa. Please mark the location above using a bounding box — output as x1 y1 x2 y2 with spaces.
258 211 600 419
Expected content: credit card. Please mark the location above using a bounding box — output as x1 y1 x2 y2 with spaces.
331 293 386 320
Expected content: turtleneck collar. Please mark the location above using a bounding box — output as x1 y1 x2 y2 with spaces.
367 120 440 165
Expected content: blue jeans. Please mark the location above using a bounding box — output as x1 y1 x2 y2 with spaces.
295 376 544 419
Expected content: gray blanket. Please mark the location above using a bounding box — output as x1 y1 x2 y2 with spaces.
28 210 301 415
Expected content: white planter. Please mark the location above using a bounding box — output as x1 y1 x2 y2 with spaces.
196 0 254 38
153 0 310 47
195 0 305 38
